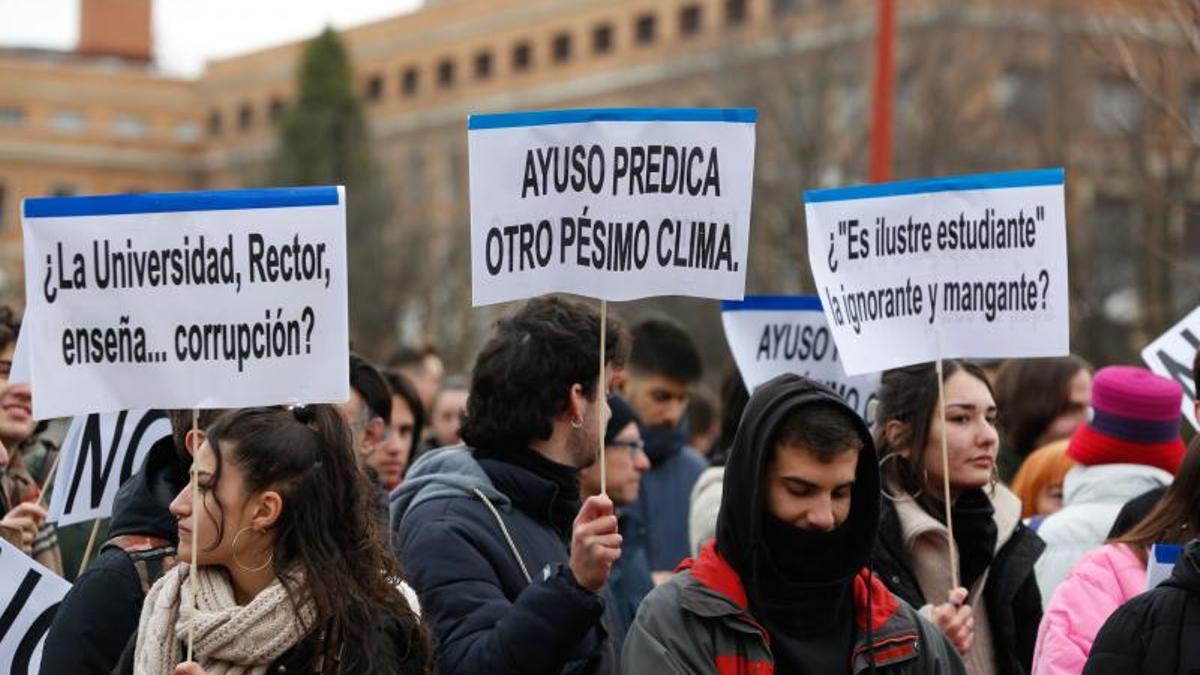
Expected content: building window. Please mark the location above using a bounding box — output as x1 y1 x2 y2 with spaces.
1185 201 1200 258
437 59 456 88
0 106 23 127
593 24 614 54
113 113 148 138
208 110 223 137
174 122 200 142
552 32 572 63
402 67 420 96
238 103 254 131
405 152 425 201
512 41 533 72
725 0 748 25
1186 82 1200 133
995 69 1046 130
635 13 657 45
447 148 465 200
269 98 285 124
51 110 86 134
680 5 703 36
1091 76 1143 134
366 75 384 102
474 51 493 80
773 0 799 16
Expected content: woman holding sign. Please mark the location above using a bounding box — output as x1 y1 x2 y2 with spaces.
872 361 1044 675
114 405 431 675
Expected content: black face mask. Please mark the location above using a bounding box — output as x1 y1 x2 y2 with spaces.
640 425 687 465
754 513 856 636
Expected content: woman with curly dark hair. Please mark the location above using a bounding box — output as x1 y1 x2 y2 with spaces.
114 405 432 675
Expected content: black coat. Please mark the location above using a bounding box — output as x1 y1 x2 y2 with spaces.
391 447 614 675
1084 539 1200 674
43 435 186 675
873 498 1044 675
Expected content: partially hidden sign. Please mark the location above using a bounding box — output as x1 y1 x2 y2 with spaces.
0 538 71 675
468 108 757 305
1141 305 1199 431
47 410 171 528
21 187 350 419
805 169 1069 375
722 296 879 421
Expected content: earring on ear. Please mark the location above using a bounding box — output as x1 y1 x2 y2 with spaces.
569 416 584 429
232 527 273 573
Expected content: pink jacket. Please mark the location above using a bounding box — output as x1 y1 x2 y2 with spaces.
1032 544 1146 675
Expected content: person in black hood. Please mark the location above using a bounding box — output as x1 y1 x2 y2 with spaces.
623 374 965 674
39 408 224 675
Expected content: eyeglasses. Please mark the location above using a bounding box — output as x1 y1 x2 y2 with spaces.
607 438 645 458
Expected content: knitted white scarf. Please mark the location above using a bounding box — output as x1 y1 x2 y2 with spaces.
134 564 316 675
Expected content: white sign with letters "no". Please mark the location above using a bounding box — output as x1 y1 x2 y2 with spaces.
0 538 71 675
47 410 172 527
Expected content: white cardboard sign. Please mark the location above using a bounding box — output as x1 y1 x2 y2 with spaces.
47 410 172 527
468 108 757 306
0 539 71 675
21 187 350 419
1141 305 1199 431
722 296 880 421
805 169 1069 376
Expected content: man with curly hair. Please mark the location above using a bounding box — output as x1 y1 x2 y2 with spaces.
392 296 628 674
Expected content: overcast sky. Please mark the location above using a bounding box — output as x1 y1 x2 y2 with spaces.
0 0 422 76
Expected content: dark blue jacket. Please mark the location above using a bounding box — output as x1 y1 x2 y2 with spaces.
391 447 615 675
607 510 653 642
626 441 707 572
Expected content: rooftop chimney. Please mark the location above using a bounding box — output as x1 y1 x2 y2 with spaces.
77 0 153 63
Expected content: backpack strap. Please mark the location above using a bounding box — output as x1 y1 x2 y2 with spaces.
103 534 178 594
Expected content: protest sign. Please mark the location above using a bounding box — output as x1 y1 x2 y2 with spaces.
805 169 1069 376
1141 305 1199 431
721 296 879 421
0 539 71 675
1146 543 1184 591
468 108 757 306
47 410 171 527
21 187 350 419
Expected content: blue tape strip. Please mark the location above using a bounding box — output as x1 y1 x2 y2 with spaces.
24 186 341 218
721 295 823 312
1154 544 1184 565
804 168 1064 204
468 107 758 130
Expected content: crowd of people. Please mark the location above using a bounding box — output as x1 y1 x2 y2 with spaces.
1 296 1198 674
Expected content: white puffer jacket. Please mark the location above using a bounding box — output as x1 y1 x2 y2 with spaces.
1033 463 1172 605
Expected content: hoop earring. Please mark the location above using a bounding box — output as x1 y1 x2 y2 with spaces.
569 416 583 429
232 527 273 573
878 453 923 502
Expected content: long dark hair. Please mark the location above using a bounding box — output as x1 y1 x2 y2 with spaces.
993 355 1091 455
875 360 994 497
204 406 431 673
1111 437 1200 564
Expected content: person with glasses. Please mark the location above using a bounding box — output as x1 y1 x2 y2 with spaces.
579 395 652 644
339 354 394 529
